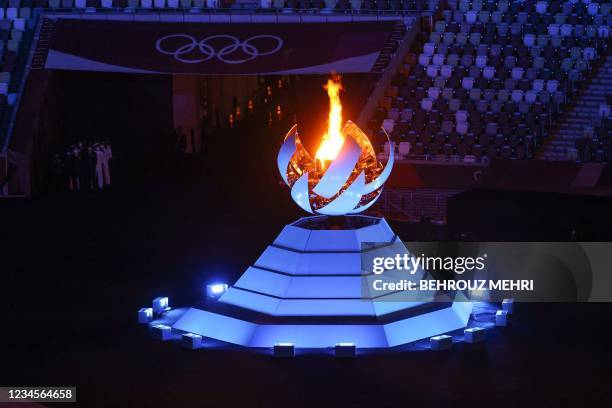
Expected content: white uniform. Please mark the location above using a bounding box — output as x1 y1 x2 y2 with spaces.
102 143 112 186
94 145 105 189
94 143 112 188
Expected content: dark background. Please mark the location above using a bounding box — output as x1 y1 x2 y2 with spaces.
1 72 611 407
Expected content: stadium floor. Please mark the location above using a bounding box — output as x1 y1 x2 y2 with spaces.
1 180 611 407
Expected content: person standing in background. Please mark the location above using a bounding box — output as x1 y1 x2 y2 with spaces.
94 141 112 189
102 141 112 188
94 143 105 189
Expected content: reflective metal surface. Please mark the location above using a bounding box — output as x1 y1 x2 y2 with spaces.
277 121 394 215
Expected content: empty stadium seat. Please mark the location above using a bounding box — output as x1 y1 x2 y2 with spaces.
398 142 410 158
373 0 611 162
6 7 17 19
382 118 395 133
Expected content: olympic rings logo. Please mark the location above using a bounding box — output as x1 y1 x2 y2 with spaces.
155 34 283 64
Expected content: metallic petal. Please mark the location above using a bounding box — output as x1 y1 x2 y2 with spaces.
313 136 362 199
277 124 298 185
317 172 365 216
290 172 313 214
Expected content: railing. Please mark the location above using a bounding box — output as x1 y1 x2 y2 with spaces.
397 155 490 166
42 6 430 22
374 187 463 223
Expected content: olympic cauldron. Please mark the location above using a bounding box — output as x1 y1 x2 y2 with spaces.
164 78 473 349
277 120 394 216
278 77 393 215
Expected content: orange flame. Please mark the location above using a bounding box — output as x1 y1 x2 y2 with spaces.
315 76 344 163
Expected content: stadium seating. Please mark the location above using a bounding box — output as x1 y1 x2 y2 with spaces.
576 113 612 162
0 0 37 147
374 0 610 162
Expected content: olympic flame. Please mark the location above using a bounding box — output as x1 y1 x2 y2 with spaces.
315 77 344 164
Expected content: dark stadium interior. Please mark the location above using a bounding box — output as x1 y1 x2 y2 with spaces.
1 0 611 406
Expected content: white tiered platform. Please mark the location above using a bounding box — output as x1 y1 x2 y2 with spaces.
170 215 472 348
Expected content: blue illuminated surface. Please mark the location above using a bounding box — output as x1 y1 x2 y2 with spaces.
164 216 478 349
139 307 153 317
272 224 311 250
234 267 363 298
255 248 363 276
290 172 312 213
172 302 472 348
209 284 228 295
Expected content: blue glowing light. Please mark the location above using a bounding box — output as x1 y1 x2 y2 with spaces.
139 307 153 317
210 284 227 294
152 297 169 314
206 283 229 299
137 307 154 324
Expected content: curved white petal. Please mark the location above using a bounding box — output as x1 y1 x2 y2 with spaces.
290 172 313 214
277 125 298 185
312 136 362 199
362 134 394 195
316 172 365 216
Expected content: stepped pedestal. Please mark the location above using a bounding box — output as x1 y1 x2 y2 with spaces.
171 215 472 348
